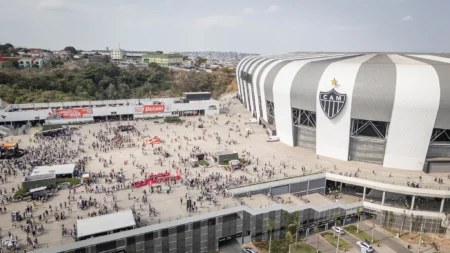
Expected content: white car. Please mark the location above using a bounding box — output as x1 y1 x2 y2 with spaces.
331 226 345 235
266 136 280 142
242 246 258 253
356 241 374 252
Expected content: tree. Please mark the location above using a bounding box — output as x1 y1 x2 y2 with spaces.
313 227 320 253
409 213 414 241
283 210 291 234
64 46 77 54
182 56 189 61
356 207 360 233
267 219 277 253
195 57 207 66
156 51 163 54
286 231 294 253
2 60 19 69
400 212 406 236
333 212 340 238
291 211 301 242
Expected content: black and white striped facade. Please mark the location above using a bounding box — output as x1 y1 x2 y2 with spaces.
236 53 450 171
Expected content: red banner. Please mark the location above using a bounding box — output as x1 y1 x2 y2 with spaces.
48 108 92 119
133 171 181 188
143 105 165 114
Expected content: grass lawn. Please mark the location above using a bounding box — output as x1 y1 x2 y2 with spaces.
321 231 353 251
253 240 322 253
344 225 378 243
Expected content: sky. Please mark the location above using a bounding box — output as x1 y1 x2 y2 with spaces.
0 0 448 54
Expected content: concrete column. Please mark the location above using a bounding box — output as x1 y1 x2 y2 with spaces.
307 180 310 195
411 196 415 210
441 198 445 213
362 187 366 201
288 183 291 194
381 191 386 206
339 182 343 192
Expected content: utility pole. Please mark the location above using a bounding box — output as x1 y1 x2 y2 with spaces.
417 223 424 253
371 217 375 244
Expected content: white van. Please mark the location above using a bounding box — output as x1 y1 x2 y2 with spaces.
266 136 280 142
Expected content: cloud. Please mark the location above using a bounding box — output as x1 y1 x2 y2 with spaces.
243 8 255 15
402 16 413 21
191 15 242 29
266 4 280 13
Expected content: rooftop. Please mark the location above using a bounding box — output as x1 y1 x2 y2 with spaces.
24 173 56 182
31 164 76 176
77 209 136 238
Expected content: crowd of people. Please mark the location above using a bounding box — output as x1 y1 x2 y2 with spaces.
2 94 448 252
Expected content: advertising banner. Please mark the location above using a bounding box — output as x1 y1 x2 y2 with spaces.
47 108 93 119
134 105 165 114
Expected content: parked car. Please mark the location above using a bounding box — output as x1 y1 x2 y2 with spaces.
266 136 280 142
242 246 258 253
331 226 345 235
356 241 374 252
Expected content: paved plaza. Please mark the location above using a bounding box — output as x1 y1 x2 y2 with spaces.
0 93 449 251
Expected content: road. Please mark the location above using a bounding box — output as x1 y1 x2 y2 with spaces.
357 221 412 253
220 239 244 253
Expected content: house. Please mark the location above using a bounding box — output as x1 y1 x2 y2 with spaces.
28 49 42 57
53 50 73 59
18 58 46 68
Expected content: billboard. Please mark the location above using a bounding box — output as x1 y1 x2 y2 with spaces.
47 108 93 119
134 105 165 114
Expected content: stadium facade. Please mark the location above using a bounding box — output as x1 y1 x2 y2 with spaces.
236 53 450 172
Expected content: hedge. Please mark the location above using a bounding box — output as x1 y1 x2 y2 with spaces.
14 187 30 199
199 160 209 166
57 178 81 185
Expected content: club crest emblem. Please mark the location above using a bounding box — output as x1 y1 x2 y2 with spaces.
319 89 346 119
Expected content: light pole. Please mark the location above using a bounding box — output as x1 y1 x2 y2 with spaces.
371 216 375 244
336 232 341 253
417 223 424 253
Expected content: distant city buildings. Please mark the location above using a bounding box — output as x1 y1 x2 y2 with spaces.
174 51 258 67
141 54 183 66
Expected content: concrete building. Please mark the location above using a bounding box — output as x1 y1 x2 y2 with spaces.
33 172 450 253
141 54 183 67
111 48 126 60
236 53 450 172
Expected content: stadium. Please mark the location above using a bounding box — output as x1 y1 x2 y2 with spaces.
236 53 450 172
